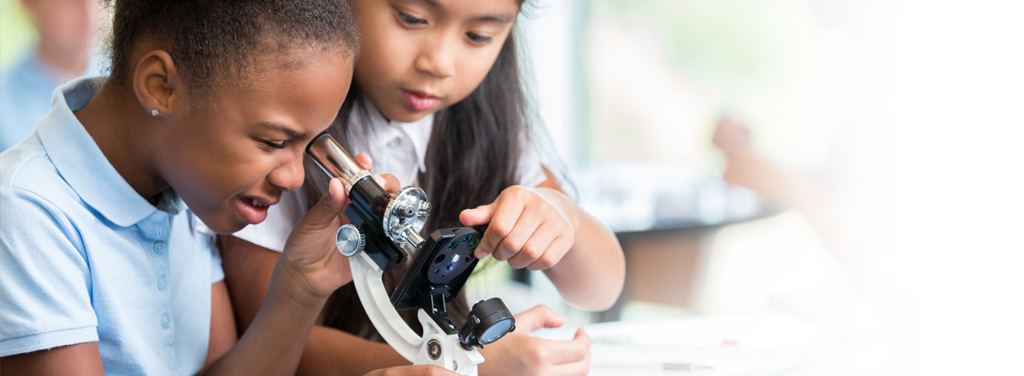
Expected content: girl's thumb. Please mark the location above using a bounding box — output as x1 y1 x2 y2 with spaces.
516 305 567 331
303 178 347 229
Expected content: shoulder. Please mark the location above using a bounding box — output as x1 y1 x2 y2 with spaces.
1 142 87 247
2 140 80 208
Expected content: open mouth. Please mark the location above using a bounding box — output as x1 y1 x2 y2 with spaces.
235 195 274 225
248 197 268 208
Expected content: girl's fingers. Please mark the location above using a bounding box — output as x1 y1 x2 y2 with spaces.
459 201 497 227
513 305 568 332
507 221 559 269
491 206 542 262
527 233 571 271
354 153 373 170
300 178 347 230
372 173 401 195
544 328 592 365
472 198 524 259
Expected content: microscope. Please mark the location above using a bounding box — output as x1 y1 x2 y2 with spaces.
306 133 515 375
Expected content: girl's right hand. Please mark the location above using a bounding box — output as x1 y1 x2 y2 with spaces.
276 176 353 305
277 154 396 305
363 365 458 376
477 305 592 376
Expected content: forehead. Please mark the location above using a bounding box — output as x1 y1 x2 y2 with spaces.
198 49 353 133
200 47 350 96
395 0 520 20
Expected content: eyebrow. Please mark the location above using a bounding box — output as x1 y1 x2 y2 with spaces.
256 122 306 139
417 0 514 23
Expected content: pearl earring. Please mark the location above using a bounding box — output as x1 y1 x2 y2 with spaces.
151 109 159 116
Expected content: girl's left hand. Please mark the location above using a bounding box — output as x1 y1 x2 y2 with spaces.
459 186 579 270
477 305 591 376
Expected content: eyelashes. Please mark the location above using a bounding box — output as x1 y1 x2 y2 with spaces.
398 11 427 26
397 11 494 45
262 140 286 149
466 32 492 44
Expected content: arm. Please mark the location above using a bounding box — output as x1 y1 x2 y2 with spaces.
199 281 239 375
536 169 626 310
200 178 352 375
1 343 105 376
0 190 106 375
460 167 626 311
220 235 410 376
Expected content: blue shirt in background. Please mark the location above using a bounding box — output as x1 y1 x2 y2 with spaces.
0 47 103 151
0 77 224 375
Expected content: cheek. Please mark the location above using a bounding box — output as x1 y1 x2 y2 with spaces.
450 55 499 102
355 35 406 88
164 129 264 199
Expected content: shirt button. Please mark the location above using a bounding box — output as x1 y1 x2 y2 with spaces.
154 241 166 254
388 138 402 147
161 314 171 329
158 276 168 291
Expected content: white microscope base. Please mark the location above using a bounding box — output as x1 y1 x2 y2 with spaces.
348 250 484 375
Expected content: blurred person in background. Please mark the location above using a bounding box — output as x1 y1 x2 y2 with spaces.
0 0 105 151
712 116 869 282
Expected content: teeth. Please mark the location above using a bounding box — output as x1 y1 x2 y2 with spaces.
251 199 263 208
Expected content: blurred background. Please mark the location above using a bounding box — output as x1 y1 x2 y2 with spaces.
4 0 1024 375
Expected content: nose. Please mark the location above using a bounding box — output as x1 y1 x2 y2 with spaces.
268 152 305 192
414 33 456 78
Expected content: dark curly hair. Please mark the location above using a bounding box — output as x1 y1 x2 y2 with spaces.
102 0 359 97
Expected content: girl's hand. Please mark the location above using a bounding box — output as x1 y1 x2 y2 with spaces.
278 154 397 304
362 365 458 376
459 186 579 270
478 305 592 376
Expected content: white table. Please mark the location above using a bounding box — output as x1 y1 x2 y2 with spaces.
533 311 888 375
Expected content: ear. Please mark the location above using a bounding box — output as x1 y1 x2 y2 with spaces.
132 50 186 118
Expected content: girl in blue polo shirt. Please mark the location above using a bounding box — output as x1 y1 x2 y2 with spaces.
0 1 447 375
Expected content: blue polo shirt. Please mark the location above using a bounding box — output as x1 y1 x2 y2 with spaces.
0 77 224 375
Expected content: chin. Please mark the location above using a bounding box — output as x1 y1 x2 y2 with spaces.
210 222 248 235
386 104 434 123
193 211 247 235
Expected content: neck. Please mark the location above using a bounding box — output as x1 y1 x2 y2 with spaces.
75 85 168 204
36 42 91 77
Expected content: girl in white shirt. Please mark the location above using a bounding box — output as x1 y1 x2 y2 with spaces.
221 0 626 375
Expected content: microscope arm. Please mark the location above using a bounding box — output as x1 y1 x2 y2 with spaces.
348 248 484 375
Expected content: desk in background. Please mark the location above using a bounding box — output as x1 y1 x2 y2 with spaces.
534 310 886 376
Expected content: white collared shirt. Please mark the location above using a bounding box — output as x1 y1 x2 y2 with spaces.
345 100 435 187
234 99 547 252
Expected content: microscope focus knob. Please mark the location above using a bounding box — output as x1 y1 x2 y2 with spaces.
336 224 365 257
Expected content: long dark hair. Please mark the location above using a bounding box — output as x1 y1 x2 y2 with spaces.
302 26 529 339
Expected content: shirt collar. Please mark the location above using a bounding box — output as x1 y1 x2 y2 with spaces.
354 98 433 174
36 77 185 227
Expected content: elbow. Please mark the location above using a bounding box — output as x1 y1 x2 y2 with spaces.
568 278 623 311
592 262 627 311
592 242 627 311
565 254 626 312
